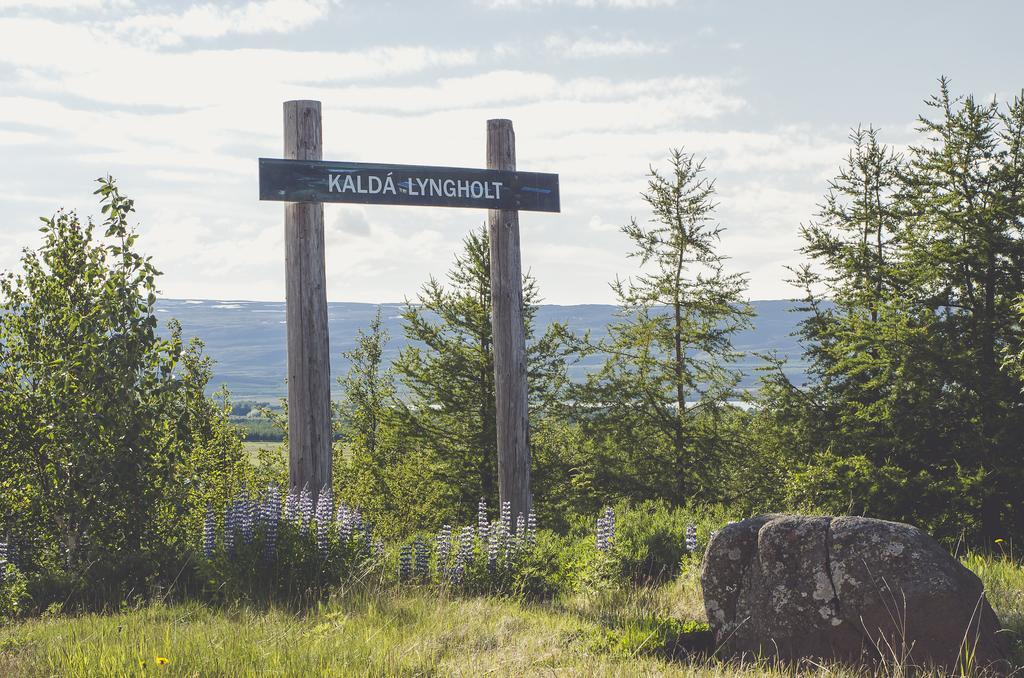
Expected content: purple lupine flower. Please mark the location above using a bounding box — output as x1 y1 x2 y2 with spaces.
500 501 512 534
284 487 299 524
487 527 498 573
686 523 698 553
339 508 353 543
374 538 384 560
477 498 489 545
335 502 349 533
263 484 281 561
239 489 254 545
202 503 216 558
414 536 430 579
515 513 526 550
224 501 236 557
596 511 609 552
596 506 616 552
526 509 537 547
0 540 7 584
399 544 413 581
450 560 465 586
458 525 474 564
299 484 314 532
315 485 333 556
436 524 452 576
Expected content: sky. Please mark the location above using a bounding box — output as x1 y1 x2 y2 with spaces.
1 0 1022 304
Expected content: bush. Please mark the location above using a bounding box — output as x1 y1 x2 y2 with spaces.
588 500 732 585
198 485 382 604
0 179 246 610
0 563 29 620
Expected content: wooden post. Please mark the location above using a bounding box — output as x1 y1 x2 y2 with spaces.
486 118 531 523
283 100 332 496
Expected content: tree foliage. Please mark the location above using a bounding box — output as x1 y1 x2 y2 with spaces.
746 81 1024 544
0 179 244 603
389 226 573 528
573 149 753 503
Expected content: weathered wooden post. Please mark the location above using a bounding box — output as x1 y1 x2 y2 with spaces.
283 100 332 496
486 119 532 522
260 112 557 513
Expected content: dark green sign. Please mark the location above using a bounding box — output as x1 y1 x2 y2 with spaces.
259 158 560 213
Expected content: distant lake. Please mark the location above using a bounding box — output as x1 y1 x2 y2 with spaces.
156 299 812 400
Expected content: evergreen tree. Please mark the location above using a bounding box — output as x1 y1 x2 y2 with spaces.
899 80 1024 541
749 81 1024 544
393 225 572 526
577 149 753 502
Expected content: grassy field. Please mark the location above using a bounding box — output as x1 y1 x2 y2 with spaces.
0 556 1020 677
240 441 284 465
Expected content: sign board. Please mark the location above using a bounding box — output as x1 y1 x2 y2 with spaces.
259 158 560 213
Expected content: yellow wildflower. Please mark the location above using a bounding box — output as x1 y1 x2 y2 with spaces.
155 656 170 665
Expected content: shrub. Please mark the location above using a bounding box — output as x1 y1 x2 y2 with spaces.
0 562 29 620
570 500 735 587
0 179 246 609
198 485 382 603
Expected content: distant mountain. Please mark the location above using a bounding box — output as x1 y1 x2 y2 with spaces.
156 299 812 400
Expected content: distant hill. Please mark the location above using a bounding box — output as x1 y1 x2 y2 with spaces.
156 299 812 400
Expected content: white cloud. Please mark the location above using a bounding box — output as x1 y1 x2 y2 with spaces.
0 129 44 145
544 34 668 58
481 0 679 7
115 0 330 47
0 9 855 304
0 0 120 9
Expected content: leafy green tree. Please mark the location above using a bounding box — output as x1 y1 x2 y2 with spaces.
333 309 404 533
0 179 244 601
576 149 753 502
392 225 573 527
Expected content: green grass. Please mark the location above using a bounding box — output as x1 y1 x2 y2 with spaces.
240 441 284 465
0 556 1020 677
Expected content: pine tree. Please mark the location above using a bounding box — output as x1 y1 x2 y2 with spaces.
899 80 1024 541
751 81 1024 544
393 225 572 526
579 149 753 501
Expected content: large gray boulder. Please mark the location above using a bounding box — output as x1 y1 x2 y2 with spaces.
700 514 1011 671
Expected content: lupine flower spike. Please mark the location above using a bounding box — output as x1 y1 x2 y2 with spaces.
202 503 216 558
399 545 413 581
315 485 333 556
263 484 281 561
477 498 489 546
284 488 298 524
224 501 236 557
414 536 430 578
604 506 615 544
436 524 452 576
299 484 314 532
458 525 474 565
238 489 254 545
685 523 698 554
